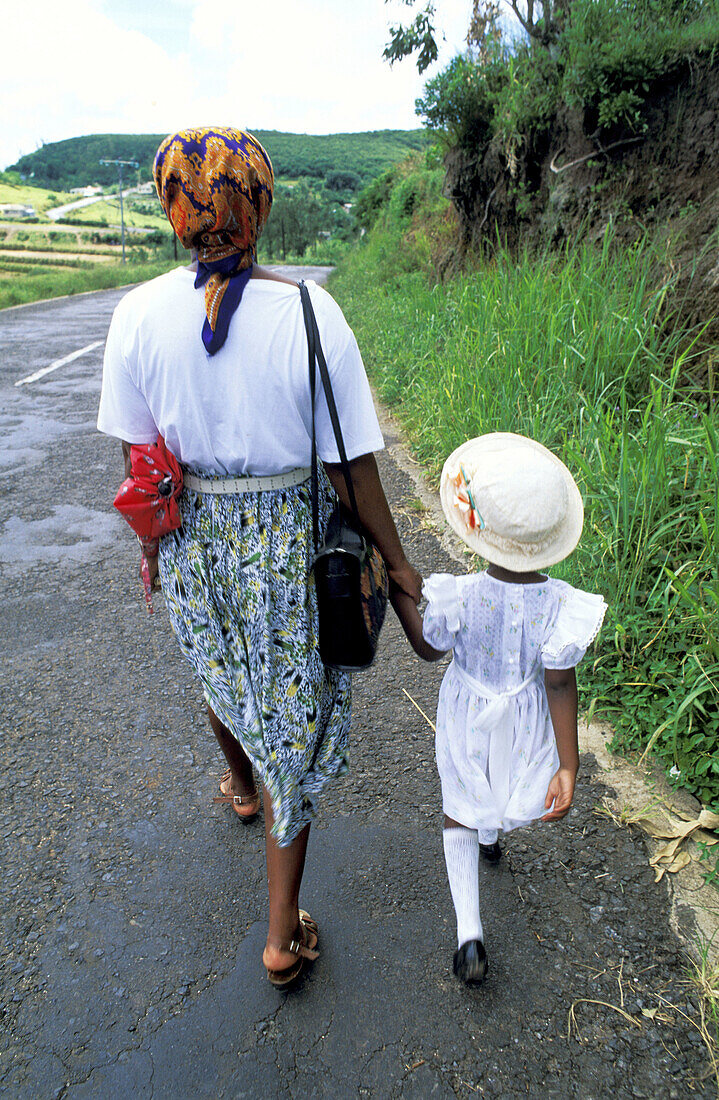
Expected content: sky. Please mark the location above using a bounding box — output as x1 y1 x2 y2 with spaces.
2 0 472 170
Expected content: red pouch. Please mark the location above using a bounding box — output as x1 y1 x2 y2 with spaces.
113 435 183 539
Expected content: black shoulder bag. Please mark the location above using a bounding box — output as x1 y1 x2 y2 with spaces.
299 281 389 672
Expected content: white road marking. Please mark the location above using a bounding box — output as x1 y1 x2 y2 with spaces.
15 341 104 387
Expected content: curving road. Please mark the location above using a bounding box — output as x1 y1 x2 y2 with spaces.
46 190 135 222
0 273 712 1098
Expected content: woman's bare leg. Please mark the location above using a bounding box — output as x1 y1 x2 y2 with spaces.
207 706 257 803
261 787 311 972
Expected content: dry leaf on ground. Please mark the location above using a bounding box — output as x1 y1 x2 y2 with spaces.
637 808 719 882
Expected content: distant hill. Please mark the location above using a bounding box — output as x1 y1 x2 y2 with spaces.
7 130 429 191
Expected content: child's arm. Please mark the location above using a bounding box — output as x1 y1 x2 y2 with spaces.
390 584 446 662
542 666 579 822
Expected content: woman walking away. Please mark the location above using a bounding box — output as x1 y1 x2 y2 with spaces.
392 433 606 986
97 127 421 987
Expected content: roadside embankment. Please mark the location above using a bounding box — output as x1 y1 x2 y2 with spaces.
329 228 719 856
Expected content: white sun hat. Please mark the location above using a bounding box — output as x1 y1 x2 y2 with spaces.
439 433 584 571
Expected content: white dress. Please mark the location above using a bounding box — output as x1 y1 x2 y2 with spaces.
422 572 607 833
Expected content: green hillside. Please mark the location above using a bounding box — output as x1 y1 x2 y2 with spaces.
7 130 429 191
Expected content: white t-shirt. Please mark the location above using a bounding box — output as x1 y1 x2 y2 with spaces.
97 268 384 476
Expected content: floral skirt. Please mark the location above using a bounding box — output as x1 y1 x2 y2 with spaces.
158 472 351 846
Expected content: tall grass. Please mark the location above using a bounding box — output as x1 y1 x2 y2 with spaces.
332 227 719 809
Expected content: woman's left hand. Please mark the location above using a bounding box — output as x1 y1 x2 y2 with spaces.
388 560 423 604
323 454 422 603
541 766 577 821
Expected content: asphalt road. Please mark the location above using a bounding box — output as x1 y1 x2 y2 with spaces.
0 273 712 1099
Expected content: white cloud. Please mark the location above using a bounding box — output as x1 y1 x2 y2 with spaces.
2 0 472 169
183 0 471 133
3 0 193 165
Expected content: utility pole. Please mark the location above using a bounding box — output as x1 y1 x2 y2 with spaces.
100 158 139 263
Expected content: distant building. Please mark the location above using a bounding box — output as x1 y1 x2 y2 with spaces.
135 182 156 195
0 204 35 218
70 186 103 197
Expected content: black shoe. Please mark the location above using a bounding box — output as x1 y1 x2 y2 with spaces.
479 840 501 864
453 940 488 985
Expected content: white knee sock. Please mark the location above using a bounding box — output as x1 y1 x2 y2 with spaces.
477 828 499 845
443 827 483 947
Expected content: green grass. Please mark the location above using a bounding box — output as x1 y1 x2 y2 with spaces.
0 256 93 271
0 257 183 309
330 224 719 813
59 199 168 229
0 182 77 216
0 229 121 253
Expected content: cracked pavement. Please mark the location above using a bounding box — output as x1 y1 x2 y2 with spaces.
0 281 714 1098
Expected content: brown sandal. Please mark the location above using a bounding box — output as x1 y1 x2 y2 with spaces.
265 911 319 988
213 769 261 821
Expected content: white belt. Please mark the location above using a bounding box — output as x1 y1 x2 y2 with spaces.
183 467 311 494
451 660 541 818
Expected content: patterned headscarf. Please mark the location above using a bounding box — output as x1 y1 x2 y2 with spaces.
154 127 274 355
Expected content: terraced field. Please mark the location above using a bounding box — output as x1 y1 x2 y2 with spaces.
0 185 182 307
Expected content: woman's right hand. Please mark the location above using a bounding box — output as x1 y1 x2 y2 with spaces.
144 551 161 590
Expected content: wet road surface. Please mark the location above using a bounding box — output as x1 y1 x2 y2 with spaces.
0 274 712 1098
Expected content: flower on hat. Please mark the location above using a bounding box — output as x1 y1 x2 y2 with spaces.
453 467 484 531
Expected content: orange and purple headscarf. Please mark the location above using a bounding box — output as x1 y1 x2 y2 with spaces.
154 127 274 355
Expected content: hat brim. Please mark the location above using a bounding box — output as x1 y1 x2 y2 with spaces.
440 433 584 570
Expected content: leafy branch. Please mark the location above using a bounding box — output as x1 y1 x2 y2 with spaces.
383 2 439 73
383 0 564 74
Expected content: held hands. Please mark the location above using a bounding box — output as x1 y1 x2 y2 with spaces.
541 766 577 822
389 579 446 663
388 560 423 603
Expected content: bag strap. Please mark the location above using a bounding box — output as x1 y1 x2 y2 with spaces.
301 281 321 551
299 281 362 551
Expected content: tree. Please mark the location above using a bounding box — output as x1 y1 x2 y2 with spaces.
383 0 564 70
325 170 363 193
261 182 326 259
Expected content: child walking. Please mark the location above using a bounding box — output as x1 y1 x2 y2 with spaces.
393 433 606 985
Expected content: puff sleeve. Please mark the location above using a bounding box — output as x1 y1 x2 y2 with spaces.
541 583 607 670
422 573 464 652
